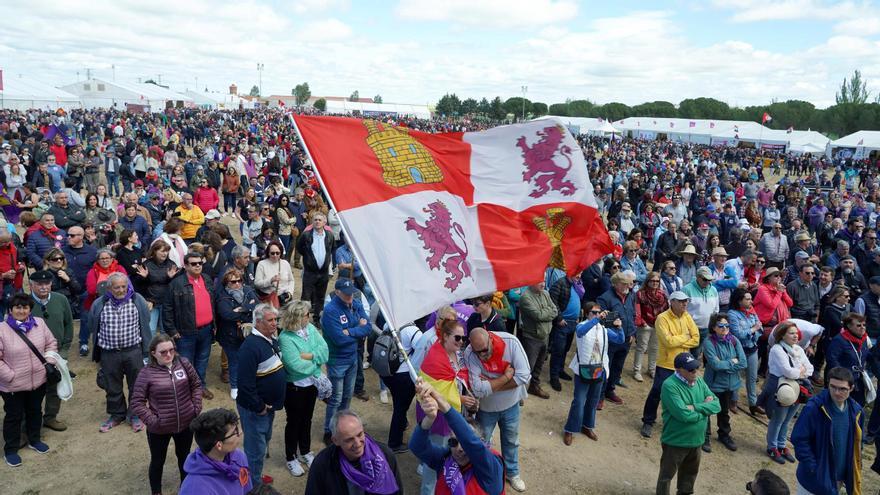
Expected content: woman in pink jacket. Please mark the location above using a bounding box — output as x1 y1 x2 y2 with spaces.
192 179 219 214
752 267 792 377
131 333 203 495
0 293 58 467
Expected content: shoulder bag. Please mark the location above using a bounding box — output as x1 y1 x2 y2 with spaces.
12 327 61 386
576 327 606 383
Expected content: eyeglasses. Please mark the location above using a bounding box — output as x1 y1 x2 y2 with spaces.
756 260 765 264
471 346 490 356
223 424 241 441
228 279 243 285
156 348 176 356
268 251 281 256
188 261 204 266
453 335 468 343
611 265 620 270
716 323 729 328
590 310 601 314
828 385 852 393
49 257 64 262
648 279 660 283
853 322 866 327
97 257 113 261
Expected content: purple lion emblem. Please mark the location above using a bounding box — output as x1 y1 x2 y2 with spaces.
516 124 576 198
404 200 472 291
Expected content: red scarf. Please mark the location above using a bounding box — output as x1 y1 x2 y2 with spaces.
94 260 121 283
480 332 510 374
40 225 59 238
841 328 867 350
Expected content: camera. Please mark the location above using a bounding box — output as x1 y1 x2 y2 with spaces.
602 311 620 328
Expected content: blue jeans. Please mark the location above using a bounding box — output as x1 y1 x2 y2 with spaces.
78 294 91 347
641 367 675 426
549 320 576 380
476 402 521 477
220 342 240 389
148 306 162 337
324 362 357 434
279 234 291 258
766 403 800 450
737 350 759 406
564 376 606 432
106 172 120 197
692 328 709 360
237 405 274 488
176 325 213 388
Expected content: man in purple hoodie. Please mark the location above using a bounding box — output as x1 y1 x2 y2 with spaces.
179 408 253 495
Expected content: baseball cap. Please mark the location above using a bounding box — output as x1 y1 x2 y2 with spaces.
205 209 221 220
795 251 810 260
335 278 357 296
674 352 700 371
668 291 690 301
696 266 715 281
134 179 144 187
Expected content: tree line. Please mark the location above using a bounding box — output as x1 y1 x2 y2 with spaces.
435 71 880 138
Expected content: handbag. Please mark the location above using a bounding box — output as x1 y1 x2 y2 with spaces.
12 327 61 386
575 326 606 383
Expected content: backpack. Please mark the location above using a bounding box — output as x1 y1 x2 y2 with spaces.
371 330 401 378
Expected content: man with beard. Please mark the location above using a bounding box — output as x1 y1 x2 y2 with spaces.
835 255 867 299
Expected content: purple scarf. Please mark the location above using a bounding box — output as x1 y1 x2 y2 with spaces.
443 455 474 495
710 333 736 345
108 282 135 307
194 449 246 482
338 435 399 494
6 314 37 333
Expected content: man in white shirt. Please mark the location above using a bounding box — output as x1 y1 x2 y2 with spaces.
296 213 334 326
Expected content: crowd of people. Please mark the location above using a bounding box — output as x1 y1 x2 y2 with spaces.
0 105 879 495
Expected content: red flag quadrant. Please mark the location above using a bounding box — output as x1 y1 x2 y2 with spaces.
296 116 614 328
293 115 474 211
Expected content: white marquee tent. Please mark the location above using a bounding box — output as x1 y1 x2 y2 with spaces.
60 79 192 112
0 75 81 111
324 99 431 119
830 131 880 160
533 116 620 135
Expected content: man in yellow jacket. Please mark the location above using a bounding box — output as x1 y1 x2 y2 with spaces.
639 291 700 438
175 192 205 243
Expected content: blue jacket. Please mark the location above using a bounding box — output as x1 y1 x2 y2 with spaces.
118 214 152 247
620 256 648 289
826 333 869 398
62 243 97 287
236 331 287 413
597 288 637 339
26 229 68 268
727 309 760 351
320 295 371 376
410 407 504 495
791 389 863 495
703 335 747 393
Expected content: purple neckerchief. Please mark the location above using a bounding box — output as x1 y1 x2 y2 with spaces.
108 282 135 307
443 455 474 495
338 434 399 494
572 278 585 298
5 314 36 333
194 448 245 482
710 333 736 345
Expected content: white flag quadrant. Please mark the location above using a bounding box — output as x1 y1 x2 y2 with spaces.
464 118 593 211
338 190 496 328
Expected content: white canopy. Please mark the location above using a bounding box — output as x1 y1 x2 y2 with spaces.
532 116 619 135
832 131 880 150
0 75 81 111
60 79 192 111
324 99 431 119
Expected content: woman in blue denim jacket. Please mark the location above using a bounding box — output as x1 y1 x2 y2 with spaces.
703 312 747 453
727 288 764 415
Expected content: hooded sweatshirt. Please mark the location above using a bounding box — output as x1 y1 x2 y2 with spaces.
179 448 252 495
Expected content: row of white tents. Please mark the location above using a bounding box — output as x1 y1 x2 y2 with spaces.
538 115 880 158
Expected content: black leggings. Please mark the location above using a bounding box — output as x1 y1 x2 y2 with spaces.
146 429 194 494
284 383 318 461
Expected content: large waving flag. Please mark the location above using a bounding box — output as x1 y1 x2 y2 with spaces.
418 341 465 412
293 115 613 328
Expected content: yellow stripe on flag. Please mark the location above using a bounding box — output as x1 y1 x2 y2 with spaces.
419 371 462 412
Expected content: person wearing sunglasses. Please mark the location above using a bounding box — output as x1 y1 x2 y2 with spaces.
179 408 252 495
410 380 504 495
254 240 294 309
131 333 203 495
702 312 747 453
164 252 216 400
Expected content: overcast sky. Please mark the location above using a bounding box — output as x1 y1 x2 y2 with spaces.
4 0 880 108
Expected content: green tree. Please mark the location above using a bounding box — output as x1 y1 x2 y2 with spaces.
461 98 478 115
678 97 731 119
597 102 631 122
548 103 569 116
766 100 816 130
349 90 359 102
249 85 260 97
477 98 491 115
489 97 506 120
836 70 870 105
567 99 594 117
292 82 311 106
373 94 383 104
631 101 677 117
531 102 548 117
313 98 326 112
436 93 462 116
503 97 532 119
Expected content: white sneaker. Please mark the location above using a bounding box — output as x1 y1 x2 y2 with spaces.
507 475 526 492
299 452 315 469
230 388 238 401
286 459 305 477
380 390 390 404
633 372 644 383
363 360 371 370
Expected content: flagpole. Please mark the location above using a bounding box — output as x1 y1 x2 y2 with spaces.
290 114 420 383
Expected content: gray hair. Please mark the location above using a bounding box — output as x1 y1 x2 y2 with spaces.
96 248 116 259
106 272 128 285
837 240 850 249
252 303 279 325
231 245 250 259
329 409 362 438
279 300 311 330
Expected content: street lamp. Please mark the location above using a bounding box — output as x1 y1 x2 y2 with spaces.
257 63 264 96
521 85 528 122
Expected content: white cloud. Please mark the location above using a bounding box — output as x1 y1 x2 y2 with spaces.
710 0 861 22
394 0 578 27
299 18 354 41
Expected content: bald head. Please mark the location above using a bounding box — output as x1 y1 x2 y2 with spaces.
468 328 492 360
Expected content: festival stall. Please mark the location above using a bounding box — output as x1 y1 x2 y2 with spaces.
0 75 81 111
324 100 432 119
61 78 192 111
830 131 880 161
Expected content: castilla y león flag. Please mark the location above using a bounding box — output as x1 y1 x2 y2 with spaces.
293 115 613 328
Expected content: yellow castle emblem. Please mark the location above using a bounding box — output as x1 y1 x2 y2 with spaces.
363 120 443 187
533 207 571 271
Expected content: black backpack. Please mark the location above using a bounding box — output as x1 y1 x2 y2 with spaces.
371 330 401 378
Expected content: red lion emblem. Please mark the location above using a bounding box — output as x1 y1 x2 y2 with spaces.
404 200 472 291
516 124 576 198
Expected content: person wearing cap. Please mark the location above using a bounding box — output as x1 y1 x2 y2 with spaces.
786 262 820 323
791 367 863 495
760 223 789 270
676 244 700 286
682 266 719 359
655 352 720 495
175 193 205 244
835 255 867 299
705 247 741 309
319 278 372 446
790 231 819 267
757 321 814 464
29 269 74 432
783 250 812 285
719 203 739 245
596 272 636 406
618 202 636 234
640 291 700 439
196 209 222 242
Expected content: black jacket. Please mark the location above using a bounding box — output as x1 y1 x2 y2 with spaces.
162 272 215 337
47 204 86 229
304 441 403 495
549 276 573 324
296 228 335 274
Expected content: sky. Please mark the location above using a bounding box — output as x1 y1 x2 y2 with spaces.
3 0 880 109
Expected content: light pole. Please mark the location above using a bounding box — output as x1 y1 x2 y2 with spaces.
257 63 264 97
521 85 528 122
